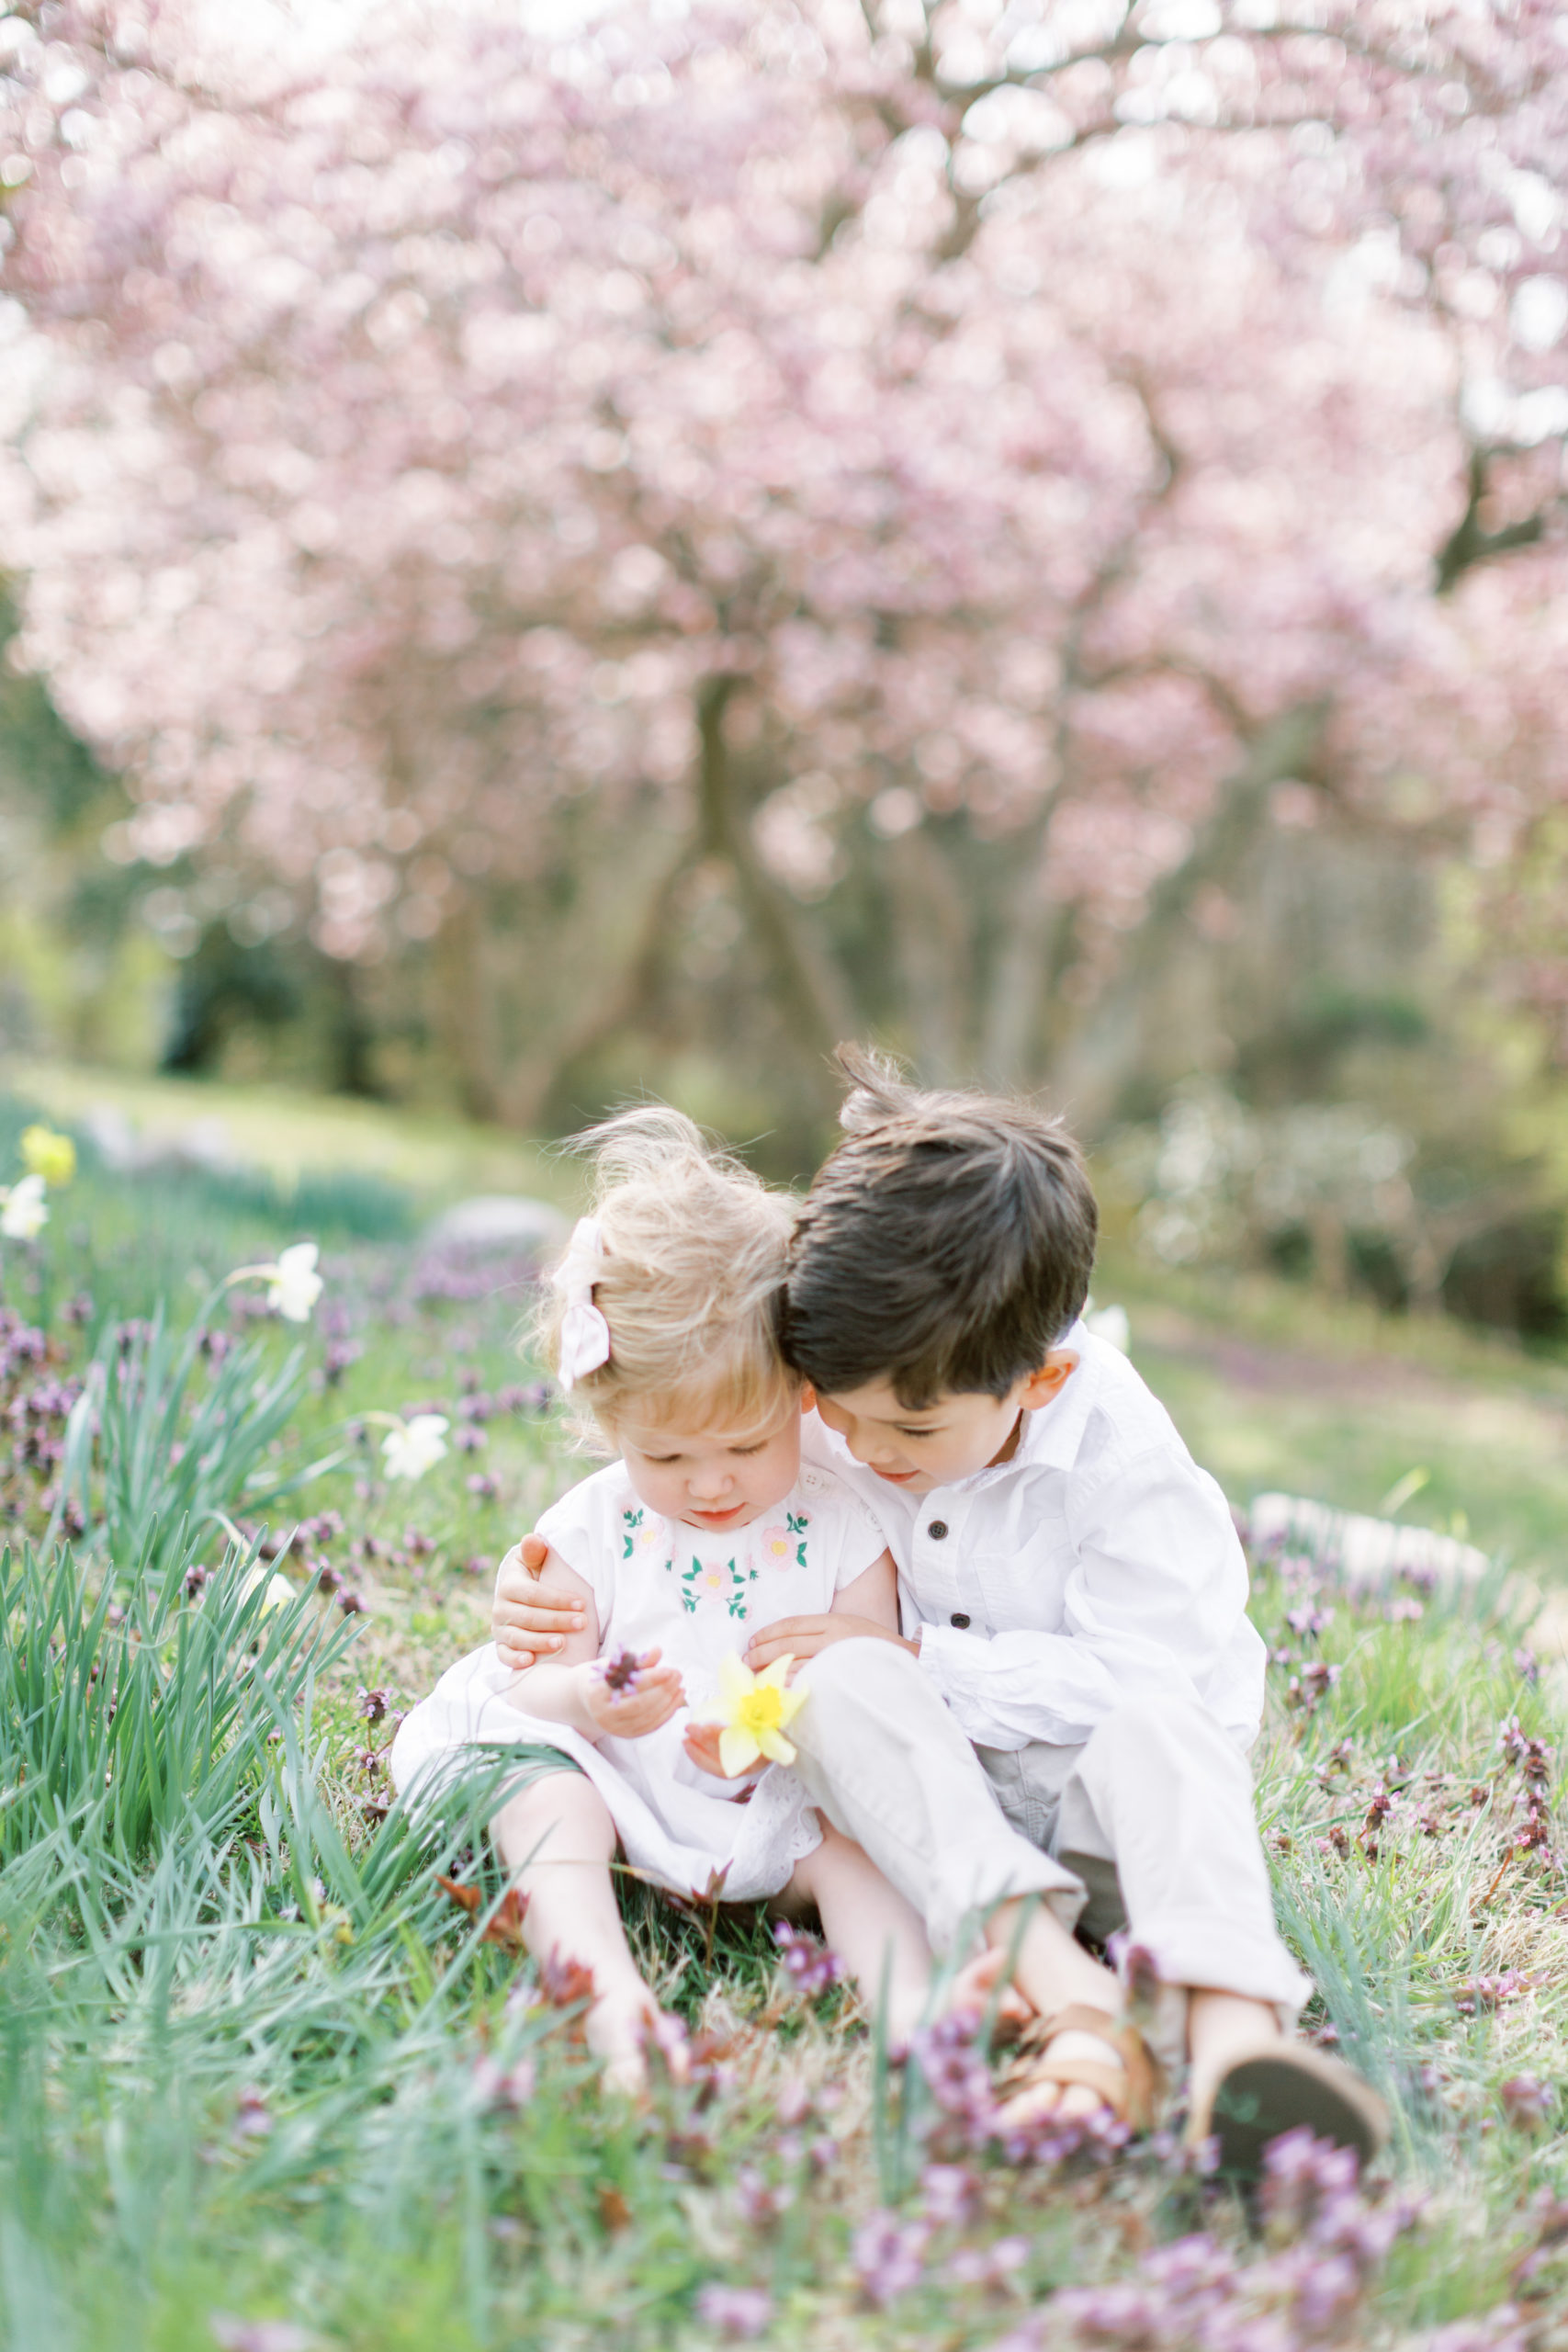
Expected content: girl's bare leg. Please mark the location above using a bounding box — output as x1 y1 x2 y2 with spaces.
788 1822 944 2046
492 1771 671 2095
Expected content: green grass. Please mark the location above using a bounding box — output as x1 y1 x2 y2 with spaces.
5 1078 1568 2348
2 1056 582 1204
1097 1244 1568 1577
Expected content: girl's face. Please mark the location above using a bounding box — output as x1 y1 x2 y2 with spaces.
615 1394 803 1532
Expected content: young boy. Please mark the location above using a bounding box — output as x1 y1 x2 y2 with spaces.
492 1050 1386 2171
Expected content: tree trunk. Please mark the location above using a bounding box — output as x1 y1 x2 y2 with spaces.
429 893 505 1122
492 837 694 1132
979 842 1066 1089
694 677 859 1085
1048 699 1332 1130
880 821 973 1081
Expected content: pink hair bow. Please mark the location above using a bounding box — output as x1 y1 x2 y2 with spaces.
554 1216 612 1389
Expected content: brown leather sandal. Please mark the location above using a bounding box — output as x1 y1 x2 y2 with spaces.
1185 2038 1390 2179
995 2002 1164 2134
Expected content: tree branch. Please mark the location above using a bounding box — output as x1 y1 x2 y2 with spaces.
1434 444 1563 594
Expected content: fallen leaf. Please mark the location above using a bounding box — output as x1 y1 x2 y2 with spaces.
436 1874 530 1951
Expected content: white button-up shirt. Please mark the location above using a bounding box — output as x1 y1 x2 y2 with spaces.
801 1322 1265 1754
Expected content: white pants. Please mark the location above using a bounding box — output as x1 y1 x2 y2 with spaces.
790 1642 1310 2035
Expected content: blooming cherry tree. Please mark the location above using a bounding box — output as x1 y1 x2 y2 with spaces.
0 0 1563 1112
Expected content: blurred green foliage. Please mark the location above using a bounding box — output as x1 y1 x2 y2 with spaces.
0 595 173 1070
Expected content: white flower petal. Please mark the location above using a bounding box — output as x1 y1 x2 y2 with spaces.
0 1174 49 1239
381 1412 449 1480
268 1240 323 1323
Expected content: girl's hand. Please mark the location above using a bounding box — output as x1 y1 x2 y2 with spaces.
682 1720 763 1781
581 1647 685 1739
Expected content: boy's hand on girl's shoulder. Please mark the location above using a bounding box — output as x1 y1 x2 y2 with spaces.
492 1532 586 1669
745 1614 918 1674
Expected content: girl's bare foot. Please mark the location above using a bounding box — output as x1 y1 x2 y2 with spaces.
944 1943 1032 2032
584 1984 690 2098
584 1984 663 2096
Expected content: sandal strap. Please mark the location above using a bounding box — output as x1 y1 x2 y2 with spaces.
998 2003 1163 2133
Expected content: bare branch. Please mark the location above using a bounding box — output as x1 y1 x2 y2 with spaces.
1435 445 1564 594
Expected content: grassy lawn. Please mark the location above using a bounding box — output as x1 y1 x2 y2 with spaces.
4 1075 1568 2350
1096 1252 1568 1581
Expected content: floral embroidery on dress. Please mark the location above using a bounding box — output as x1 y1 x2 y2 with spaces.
622 1507 662 1561
757 1510 810 1570
675 1553 758 1620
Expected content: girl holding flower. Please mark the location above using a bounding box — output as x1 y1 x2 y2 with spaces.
391 1110 1003 2091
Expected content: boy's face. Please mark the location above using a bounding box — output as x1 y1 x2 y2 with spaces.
813 1354 1076 1494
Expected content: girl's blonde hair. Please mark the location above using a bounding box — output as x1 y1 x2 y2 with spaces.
536 1106 798 1442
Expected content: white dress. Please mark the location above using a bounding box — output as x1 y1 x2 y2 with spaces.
390 1457 886 1903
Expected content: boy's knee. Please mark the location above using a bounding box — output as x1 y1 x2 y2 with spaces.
796 1634 915 1710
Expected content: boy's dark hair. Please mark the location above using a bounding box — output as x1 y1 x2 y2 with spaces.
783 1045 1098 1408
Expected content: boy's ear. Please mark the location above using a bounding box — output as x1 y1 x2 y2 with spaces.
1018 1350 1078 1412
799 1384 816 1415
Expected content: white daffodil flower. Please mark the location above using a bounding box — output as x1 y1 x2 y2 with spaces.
267 1241 323 1323
0 1174 49 1240
242 1566 300 1611
223 1239 323 1323
381 1413 449 1481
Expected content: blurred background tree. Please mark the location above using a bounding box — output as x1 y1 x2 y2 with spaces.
0 0 1566 1327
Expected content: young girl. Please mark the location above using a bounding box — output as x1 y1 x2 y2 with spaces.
390 1110 998 2091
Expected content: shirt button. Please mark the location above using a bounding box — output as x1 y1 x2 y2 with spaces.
950 1611 971 1628
927 1520 949 1540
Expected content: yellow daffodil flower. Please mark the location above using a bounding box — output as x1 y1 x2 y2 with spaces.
21 1125 76 1187
708 1651 807 1777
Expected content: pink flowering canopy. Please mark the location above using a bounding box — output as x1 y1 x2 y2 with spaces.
0 0 1564 1113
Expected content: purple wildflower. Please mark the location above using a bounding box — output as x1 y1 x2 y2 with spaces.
946 2234 1029 2289
1423 2320 1530 2352
1259 2126 1361 2236
852 2210 930 2306
1455 1971 1534 2016
209 2320 313 2352
918 2161 978 2226
472 2054 536 2113
1500 2075 1553 2131
733 2165 793 2228
773 1921 841 1997
694 2285 773 2341
773 2075 813 2129
231 2086 272 2142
